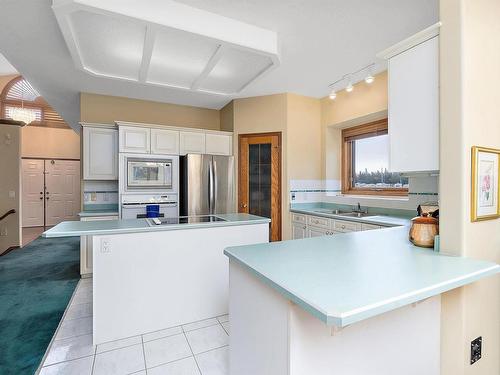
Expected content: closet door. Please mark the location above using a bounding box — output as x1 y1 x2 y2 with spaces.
22 159 45 227
45 160 81 226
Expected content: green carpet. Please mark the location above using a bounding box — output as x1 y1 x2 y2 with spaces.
0 235 80 375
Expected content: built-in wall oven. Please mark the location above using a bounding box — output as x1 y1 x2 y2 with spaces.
126 157 174 190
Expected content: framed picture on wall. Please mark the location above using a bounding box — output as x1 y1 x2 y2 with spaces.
471 146 500 221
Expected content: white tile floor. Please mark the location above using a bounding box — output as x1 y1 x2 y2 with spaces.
38 278 229 375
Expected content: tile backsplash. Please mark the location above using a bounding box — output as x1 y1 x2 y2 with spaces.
82 180 119 206
290 175 438 211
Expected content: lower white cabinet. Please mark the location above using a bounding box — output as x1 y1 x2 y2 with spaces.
80 215 118 276
307 227 331 238
361 223 382 231
292 222 307 239
291 212 385 239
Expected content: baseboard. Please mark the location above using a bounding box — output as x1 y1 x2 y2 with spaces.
0 246 20 257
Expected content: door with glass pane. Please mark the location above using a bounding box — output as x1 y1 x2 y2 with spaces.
238 133 281 241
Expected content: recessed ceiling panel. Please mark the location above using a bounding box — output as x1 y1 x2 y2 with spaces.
70 10 145 80
199 48 273 94
147 28 220 89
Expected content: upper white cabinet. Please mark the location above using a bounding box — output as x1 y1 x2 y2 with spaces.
180 131 206 155
205 133 232 155
151 129 180 155
116 122 233 156
119 126 151 154
378 23 440 173
83 125 118 180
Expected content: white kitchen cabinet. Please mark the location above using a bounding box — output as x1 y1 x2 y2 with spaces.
386 35 439 173
151 128 179 155
205 133 232 155
180 131 206 154
333 219 361 233
292 222 307 239
361 223 382 231
119 126 151 153
307 227 331 238
80 215 118 277
83 126 118 180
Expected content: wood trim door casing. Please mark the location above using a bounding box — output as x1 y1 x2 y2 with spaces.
238 132 282 241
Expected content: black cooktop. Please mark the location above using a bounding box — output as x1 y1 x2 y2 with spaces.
153 215 226 225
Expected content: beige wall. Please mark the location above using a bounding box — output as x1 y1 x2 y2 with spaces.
0 124 21 254
440 1 500 374
232 94 290 239
320 71 388 181
287 93 322 181
21 126 80 159
80 93 220 130
232 93 323 240
220 101 234 132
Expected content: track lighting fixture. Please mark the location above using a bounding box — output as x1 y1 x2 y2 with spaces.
328 63 377 99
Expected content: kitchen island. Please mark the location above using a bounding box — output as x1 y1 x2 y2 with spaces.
224 227 499 375
44 213 270 344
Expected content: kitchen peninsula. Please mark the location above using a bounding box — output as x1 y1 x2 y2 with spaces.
44 213 270 345
224 227 500 375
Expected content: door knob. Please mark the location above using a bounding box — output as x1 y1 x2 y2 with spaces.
240 203 247 208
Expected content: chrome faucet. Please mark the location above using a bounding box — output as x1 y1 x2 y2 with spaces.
353 202 367 214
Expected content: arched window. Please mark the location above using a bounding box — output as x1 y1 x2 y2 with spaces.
0 76 68 128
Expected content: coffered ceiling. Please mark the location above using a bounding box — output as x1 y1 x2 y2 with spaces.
0 0 438 130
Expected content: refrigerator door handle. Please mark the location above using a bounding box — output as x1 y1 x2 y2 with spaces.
208 160 215 214
212 160 218 213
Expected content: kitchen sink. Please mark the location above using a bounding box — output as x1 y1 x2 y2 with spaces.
312 209 375 218
336 212 375 218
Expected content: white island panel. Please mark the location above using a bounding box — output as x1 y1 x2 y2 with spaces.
93 222 268 344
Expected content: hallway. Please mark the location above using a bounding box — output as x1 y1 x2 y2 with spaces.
0 233 80 374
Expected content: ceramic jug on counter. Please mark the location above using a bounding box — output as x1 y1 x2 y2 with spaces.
409 213 439 248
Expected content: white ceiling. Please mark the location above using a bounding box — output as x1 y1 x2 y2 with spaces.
0 0 438 130
0 53 17 75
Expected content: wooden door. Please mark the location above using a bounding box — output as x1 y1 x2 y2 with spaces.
239 133 281 241
45 160 80 226
21 159 45 227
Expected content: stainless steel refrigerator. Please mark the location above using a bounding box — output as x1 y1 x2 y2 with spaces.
180 154 235 216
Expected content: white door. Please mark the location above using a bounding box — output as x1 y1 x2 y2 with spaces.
22 159 45 227
151 129 179 154
45 160 81 226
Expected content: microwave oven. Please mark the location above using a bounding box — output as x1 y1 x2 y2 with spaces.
126 158 173 190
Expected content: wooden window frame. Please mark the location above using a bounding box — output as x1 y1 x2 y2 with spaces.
341 119 408 196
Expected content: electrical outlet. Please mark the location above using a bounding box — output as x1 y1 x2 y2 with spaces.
470 336 482 365
100 238 111 253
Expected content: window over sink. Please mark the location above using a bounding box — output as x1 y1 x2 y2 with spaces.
342 119 408 196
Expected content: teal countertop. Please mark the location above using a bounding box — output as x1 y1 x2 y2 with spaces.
78 210 119 217
43 213 270 238
290 203 412 227
79 204 119 217
224 227 499 327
